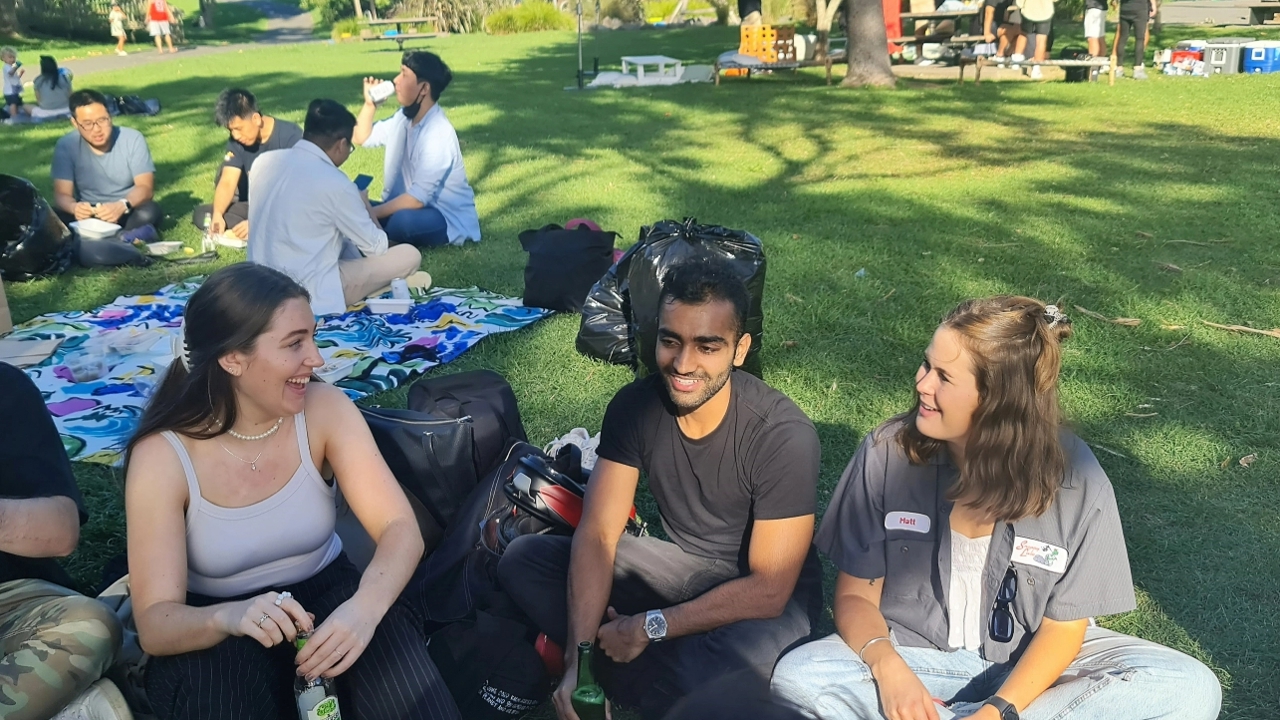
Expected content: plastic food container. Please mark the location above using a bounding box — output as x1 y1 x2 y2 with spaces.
65 352 107 383
365 297 413 315
104 328 164 355
69 218 122 240
315 357 357 384
145 241 183 256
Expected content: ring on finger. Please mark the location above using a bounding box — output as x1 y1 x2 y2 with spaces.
257 613 270 627
275 591 292 607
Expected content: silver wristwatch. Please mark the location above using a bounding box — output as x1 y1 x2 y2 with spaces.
643 609 668 642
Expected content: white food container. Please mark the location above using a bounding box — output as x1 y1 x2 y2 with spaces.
364 297 413 314
70 218 122 240
315 357 357 384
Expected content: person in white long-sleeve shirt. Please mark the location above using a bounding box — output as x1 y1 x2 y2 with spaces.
354 51 481 248
248 99 421 316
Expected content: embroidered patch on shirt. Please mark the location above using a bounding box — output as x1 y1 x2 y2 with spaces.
884 511 931 533
1011 537 1069 574
224 151 235 162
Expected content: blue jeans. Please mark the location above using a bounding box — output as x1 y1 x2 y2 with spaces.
771 627 1221 720
380 205 450 248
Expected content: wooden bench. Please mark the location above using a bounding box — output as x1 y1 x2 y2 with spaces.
362 16 445 51
958 55 1112 84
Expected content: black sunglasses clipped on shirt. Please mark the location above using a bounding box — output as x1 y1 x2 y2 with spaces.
989 564 1018 643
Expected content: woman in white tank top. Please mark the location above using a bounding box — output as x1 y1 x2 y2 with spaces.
125 262 460 720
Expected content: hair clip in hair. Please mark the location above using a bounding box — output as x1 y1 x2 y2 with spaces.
171 320 191 371
1044 304 1069 328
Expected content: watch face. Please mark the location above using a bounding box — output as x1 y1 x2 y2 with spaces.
645 611 666 639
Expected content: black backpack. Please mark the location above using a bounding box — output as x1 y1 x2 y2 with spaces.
0 175 75 281
408 369 528 479
427 606 548 720
519 224 618 313
1060 46 1090 82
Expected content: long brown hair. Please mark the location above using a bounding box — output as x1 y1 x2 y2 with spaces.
896 296 1073 521
124 263 310 470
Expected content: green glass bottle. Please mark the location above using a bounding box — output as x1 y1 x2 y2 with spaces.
294 632 343 720
570 641 607 720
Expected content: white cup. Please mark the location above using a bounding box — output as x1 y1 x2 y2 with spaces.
369 80 396 105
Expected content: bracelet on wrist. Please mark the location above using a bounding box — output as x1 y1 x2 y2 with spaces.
857 635 892 663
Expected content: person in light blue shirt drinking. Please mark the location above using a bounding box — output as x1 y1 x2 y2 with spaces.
353 51 481 248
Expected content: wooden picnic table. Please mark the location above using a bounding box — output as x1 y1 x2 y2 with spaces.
899 8 979 19
892 8 983 56
363 16 444 51
958 55 1114 84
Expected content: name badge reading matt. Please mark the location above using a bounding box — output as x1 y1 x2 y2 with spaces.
1011 537 1069 574
884 511 931 533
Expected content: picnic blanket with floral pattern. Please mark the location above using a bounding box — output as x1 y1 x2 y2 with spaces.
10 277 551 465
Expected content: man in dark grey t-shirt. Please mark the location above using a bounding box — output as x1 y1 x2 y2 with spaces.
51 89 162 235
499 258 822 720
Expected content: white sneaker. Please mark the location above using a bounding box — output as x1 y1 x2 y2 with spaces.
1029 65 1043 79
543 428 600 472
116 50 128 56
51 679 133 720
1010 52 1025 70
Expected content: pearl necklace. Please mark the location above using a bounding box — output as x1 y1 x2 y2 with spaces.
226 417 284 442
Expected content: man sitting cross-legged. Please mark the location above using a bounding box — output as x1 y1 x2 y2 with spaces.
353 51 481 248
52 89 162 237
498 258 822 720
248 99 421 316
190 88 303 241
0 362 129 720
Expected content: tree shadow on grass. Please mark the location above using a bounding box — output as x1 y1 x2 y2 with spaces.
8 29 1278 716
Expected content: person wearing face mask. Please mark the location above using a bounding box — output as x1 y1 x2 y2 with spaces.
352 51 481 249
247 99 421 316
770 297 1221 720
125 263 460 720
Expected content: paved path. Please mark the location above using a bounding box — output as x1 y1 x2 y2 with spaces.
62 0 316 77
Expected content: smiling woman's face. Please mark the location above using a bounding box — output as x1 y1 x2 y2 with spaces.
914 325 982 448
220 298 324 419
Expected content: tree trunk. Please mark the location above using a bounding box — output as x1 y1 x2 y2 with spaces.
0 0 21 36
842 0 896 87
812 0 841 60
200 0 216 28
352 0 363 19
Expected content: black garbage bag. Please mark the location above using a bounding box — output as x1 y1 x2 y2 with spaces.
576 218 767 377
0 175 76 281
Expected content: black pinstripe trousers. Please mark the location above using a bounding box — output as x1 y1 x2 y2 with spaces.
146 554 462 720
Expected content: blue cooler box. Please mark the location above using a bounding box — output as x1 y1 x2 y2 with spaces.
1204 37 1255 74
1244 41 1280 74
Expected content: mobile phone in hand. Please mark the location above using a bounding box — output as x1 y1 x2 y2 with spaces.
354 174 374 191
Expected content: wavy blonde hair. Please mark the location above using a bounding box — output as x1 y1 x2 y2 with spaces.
896 296 1073 521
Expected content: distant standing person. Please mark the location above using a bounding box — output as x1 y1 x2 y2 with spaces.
1083 0 1106 59
191 88 303 241
1 47 27 123
1012 0 1054 79
1111 0 1156 78
110 3 129 56
148 0 177 54
32 56 74 120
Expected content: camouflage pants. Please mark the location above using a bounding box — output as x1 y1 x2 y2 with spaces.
0 579 121 720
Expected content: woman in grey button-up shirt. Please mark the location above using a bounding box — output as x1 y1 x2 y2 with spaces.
773 297 1220 720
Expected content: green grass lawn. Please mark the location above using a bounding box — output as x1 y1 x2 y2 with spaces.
4 27 1279 718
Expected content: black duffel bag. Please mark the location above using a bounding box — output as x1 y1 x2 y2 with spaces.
519 223 617 313
577 218 767 377
0 175 75 281
359 406 478 531
428 607 547 720
407 369 528 480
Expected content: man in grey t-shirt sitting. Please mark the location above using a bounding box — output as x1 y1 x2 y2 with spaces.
51 89 162 235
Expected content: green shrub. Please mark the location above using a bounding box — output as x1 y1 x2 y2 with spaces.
301 0 355 26
331 15 361 37
483 1 572 33
601 0 643 22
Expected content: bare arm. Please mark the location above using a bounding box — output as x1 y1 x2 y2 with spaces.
0 497 79 558
551 457 640 720
211 166 242 226
836 572 941 720
52 179 90 218
295 383 424 679
663 515 812 636
977 616 1087 717
353 77 382 146
127 434 310 656
127 172 154 206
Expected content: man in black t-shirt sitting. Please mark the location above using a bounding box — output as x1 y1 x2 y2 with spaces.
190 87 303 242
498 259 822 720
0 363 126 719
